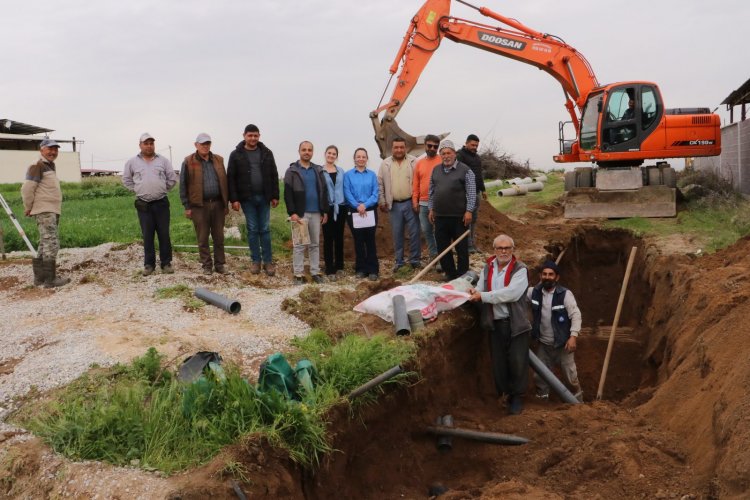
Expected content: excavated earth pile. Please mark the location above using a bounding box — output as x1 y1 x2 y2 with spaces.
3 204 750 499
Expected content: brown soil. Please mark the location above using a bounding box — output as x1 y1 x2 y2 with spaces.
4 201 750 499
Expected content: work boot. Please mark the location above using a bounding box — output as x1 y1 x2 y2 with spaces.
250 262 261 274
142 265 155 276
42 259 71 288
161 264 174 274
32 257 44 286
263 262 276 277
508 395 524 415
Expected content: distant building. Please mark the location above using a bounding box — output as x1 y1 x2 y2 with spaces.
693 78 750 195
0 119 82 184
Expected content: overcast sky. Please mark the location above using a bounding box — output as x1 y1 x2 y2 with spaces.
2 0 746 173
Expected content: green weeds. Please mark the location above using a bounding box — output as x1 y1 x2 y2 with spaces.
14 333 415 474
154 284 205 311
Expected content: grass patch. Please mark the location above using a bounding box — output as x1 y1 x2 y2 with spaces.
13 332 415 474
154 284 205 311
0 178 292 257
488 171 564 215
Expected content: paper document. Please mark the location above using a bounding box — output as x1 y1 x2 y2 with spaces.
291 219 310 245
352 210 376 229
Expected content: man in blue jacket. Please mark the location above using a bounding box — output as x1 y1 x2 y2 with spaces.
527 260 583 402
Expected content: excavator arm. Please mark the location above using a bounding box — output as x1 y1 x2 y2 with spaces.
370 0 599 158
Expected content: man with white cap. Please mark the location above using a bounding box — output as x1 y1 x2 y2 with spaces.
21 138 70 287
179 133 229 275
428 139 476 280
123 133 178 276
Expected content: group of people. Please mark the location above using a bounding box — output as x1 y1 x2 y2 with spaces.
118 126 490 282
468 234 583 415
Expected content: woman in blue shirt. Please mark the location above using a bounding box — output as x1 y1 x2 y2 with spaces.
343 148 380 280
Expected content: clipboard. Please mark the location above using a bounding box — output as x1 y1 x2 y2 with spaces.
352 210 376 229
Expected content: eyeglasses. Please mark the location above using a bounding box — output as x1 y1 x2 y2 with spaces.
425 144 439 150
493 246 513 251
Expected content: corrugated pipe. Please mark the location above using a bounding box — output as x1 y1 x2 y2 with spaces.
426 426 529 445
194 287 241 314
529 349 580 404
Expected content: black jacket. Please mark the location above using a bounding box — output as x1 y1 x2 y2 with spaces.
227 141 280 203
283 161 330 217
456 147 486 194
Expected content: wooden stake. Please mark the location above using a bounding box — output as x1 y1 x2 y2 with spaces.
409 229 471 284
596 246 638 400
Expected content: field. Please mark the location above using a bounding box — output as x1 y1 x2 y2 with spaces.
0 178 293 257
3 172 750 498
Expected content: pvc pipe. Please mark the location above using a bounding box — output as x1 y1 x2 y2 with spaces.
528 350 580 404
347 365 404 399
194 287 241 314
532 173 548 183
437 415 453 452
526 182 545 192
426 426 529 446
392 294 411 336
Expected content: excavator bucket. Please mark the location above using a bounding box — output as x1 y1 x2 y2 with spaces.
371 115 448 159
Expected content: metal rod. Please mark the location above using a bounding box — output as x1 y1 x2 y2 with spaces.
347 365 403 399
597 246 638 400
0 193 37 257
409 229 470 284
426 426 529 446
173 244 248 249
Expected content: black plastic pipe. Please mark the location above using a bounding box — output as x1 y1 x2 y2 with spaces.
528 349 580 404
392 294 411 336
194 287 241 314
426 426 529 446
347 365 403 399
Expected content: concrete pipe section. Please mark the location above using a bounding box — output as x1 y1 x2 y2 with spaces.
526 182 545 192
496 185 529 197
194 287 241 314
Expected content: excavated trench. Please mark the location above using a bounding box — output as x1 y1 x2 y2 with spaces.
300 228 662 499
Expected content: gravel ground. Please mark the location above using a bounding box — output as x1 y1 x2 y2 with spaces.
0 243 319 420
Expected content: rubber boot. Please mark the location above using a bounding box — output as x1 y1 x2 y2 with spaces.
42 259 71 288
32 257 44 286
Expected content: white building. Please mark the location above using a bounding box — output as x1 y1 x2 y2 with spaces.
0 119 81 184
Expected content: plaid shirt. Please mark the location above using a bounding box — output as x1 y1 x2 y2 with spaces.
427 160 476 212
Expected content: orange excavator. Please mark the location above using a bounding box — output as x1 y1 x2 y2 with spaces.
370 0 721 218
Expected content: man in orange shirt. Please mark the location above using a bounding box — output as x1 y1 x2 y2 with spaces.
412 134 442 263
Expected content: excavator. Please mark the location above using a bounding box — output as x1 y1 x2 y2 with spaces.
370 0 721 218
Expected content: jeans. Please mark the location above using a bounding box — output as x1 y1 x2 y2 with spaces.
418 205 437 257
390 200 421 266
323 205 347 275
489 320 529 397
136 197 172 268
240 194 272 264
292 212 321 276
434 215 469 279
347 210 379 275
190 199 226 270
